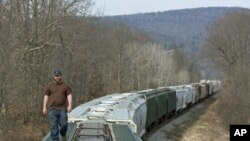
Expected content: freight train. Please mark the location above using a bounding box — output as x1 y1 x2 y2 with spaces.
42 80 221 141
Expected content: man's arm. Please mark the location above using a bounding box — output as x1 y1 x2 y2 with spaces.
43 95 49 115
67 94 73 112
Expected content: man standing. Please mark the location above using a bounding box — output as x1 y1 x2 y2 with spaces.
43 69 73 141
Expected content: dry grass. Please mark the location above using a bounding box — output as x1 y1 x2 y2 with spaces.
164 96 229 141
0 116 49 141
180 100 228 141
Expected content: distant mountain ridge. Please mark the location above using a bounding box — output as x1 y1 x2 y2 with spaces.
102 7 250 54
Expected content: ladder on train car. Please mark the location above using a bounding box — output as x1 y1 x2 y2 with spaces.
70 122 111 141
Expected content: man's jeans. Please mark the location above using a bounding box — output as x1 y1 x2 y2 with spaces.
49 109 68 141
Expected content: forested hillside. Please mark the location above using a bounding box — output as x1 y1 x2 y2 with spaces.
104 7 249 54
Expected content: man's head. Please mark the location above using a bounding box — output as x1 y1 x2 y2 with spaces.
53 69 62 82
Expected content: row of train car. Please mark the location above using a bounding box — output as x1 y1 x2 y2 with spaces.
43 80 221 141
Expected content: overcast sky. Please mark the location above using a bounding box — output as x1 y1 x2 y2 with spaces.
93 0 250 16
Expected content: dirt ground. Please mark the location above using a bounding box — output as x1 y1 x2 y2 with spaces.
146 94 229 141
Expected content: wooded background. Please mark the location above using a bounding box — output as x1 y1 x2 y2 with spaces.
0 1 199 140
1 1 249 140
204 12 250 129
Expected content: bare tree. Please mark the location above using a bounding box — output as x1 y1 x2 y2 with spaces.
204 12 250 128
0 0 94 140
